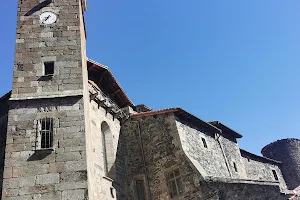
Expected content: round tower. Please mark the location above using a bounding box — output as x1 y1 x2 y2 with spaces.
262 138 300 190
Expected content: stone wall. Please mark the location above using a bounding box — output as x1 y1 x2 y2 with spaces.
11 0 86 100
122 112 287 200
88 99 127 199
2 97 88 200
217 134 247 179
175 119 230 178
200 178 286 200
262 138 300 190
241 149 287 191
0 117 7 200
122 113 183 200
0 93 9 199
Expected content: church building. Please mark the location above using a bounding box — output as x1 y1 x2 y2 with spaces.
0 0 299 199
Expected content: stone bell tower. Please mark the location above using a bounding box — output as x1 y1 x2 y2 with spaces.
2 0 90 199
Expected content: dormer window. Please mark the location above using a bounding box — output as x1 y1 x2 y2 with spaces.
44 62 54 76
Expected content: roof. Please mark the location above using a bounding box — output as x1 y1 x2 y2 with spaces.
262 138 300 155
87 59 134 108
209 121 243 138
135 104 152 112
240 149 282 164
287 186 300 199
130 107 221 134
0 91 11 102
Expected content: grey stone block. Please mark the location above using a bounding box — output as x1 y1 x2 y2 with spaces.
62 189 85 200
36 173 59 185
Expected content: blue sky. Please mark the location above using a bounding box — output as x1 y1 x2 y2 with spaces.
1 0 299 155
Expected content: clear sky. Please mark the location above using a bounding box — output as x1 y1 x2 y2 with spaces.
1 0 299 155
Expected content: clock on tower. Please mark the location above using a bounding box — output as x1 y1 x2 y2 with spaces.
2 0 90 199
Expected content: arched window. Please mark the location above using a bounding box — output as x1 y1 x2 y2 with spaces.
101 121 113 176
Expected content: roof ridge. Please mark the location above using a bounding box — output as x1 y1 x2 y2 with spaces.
130 107 180 118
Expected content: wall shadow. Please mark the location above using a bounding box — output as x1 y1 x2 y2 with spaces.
107 131 127 199
0 116 8 200
25 0 52 16
27 149 53 161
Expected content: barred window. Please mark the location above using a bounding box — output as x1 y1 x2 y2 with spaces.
39 118 53 149
166 169 183 198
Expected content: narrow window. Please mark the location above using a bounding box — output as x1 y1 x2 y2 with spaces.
247 158 251 162
233 162 238 172
166 169 183 198
201 137 208 148
136 180 147 200
272 170 279 181
44 62 54 76
101 121 113 176
39 118 53 149
102 130 108 175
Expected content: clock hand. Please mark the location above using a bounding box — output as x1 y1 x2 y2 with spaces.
44 15 51 22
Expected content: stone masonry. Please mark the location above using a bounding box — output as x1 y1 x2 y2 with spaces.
122 109 288 199
262 139 300 190
2 0 90 199
2 98 88 199
0 0 298 199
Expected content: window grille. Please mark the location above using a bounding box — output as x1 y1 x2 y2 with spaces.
39 118 53 149
166 169 183 198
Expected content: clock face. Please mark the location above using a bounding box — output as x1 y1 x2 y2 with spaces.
40 11 57 25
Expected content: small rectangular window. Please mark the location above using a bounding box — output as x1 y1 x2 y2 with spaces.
39 118 53 149
136 180 147 200
201 138 208 148
272 170 279 181
44 62 54 76
233 162 238 172
166 169 183 198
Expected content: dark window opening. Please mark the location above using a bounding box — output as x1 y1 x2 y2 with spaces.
233 162 238 172
40 118 53 149
247 158 251 162
272 170 279 181
201 138 208 148
44 62 54 76
136 180 147 200
166 169 183 198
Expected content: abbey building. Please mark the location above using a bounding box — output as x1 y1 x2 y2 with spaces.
0 0 299 199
